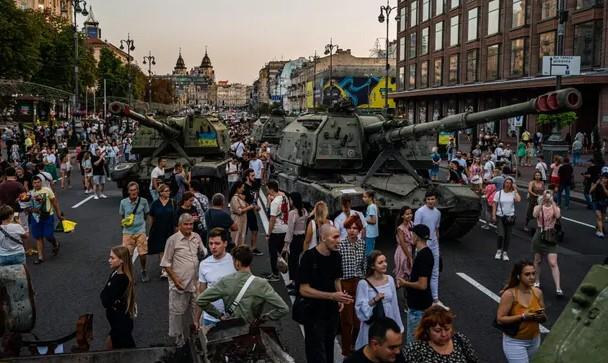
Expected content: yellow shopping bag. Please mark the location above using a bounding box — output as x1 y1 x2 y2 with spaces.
61 219 77 233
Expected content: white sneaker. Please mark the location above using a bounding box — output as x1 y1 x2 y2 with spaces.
596 231 605 238
85 189 91 194
100 194 108 199
494 250 503 260
433 300 450 311
93 195 99 200
502 252 510 261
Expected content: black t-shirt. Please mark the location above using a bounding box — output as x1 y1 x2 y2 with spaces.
406 246 434 311
91 155 105 176
176 206 203 236
345 348 406 363
205 208 234 243
298 247 342 318
243 182 256 204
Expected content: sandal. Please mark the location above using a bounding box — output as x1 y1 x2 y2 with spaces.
33 258 44 265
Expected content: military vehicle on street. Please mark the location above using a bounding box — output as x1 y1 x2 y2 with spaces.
272 88 582 240
251 109 295 145
109 102 231 197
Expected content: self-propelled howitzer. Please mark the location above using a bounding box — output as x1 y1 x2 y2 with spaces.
273 88 582 240
109 102 231 197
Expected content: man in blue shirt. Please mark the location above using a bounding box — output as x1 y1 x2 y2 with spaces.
363 191 379 256
119 181 150 282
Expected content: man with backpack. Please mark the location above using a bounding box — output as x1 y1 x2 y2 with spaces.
265 180 288 282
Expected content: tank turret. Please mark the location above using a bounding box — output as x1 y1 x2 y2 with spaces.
273 88 582 239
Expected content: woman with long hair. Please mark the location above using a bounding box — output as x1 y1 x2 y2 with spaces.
532 190 563 297
148 184 177 278
394 206 414 281
524 171 545 232
354 250 403 350
283 192 308 292
492 177 521 261
59 154 72 190
100 246 136 349
229 181 252 246
303 201 332 251
496 260 546 363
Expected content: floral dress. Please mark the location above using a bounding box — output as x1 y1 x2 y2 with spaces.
402 332 479 363
394 222 414 279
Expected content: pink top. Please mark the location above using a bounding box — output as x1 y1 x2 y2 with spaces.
533 204 561 230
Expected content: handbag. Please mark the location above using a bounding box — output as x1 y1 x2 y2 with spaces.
498 191 516 226
540 206 558 245
364 279 386 325
292 294 313 325
121 197 141 228
492 290 521 336
277 251 289 274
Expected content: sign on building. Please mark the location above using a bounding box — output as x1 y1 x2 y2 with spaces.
542 56 581 76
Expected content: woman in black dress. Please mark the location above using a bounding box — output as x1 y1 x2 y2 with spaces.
175 191 204 237
100 245 136 349
147 184 177 277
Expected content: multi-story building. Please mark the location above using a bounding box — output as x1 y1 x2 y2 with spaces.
393 0 608 142
14 0 72 22
216 81 250 108
81 6 131 64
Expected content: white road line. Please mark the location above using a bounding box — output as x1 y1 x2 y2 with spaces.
132 246 139 264
560 216 595 229
71 195 94 208
456 272 550 334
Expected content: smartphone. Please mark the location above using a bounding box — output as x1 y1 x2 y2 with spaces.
534 309 545 314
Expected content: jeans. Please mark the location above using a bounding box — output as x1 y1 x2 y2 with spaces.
268 233 286 275
557 184 570 208
572 150 581 166
427 239 440 301
0 253 25 266
365 237 376 256
497 217 513 252
406 309 425 344
503 334 541 363
303 314 338 363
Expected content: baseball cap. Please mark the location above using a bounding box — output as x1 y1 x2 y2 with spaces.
411 224 431 240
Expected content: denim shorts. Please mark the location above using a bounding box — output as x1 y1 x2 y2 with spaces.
0 253 26 266
29 215 55 239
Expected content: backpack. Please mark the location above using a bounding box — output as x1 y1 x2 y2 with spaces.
280 195 289 224
168 173 179 196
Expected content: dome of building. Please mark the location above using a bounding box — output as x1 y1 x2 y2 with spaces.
200 49 212 68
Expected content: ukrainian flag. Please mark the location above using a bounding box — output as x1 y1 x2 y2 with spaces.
197 131 218 147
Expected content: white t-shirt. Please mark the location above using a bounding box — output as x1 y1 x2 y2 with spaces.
198 253 235 323
226 162 240 183
37 171 54 188
334 210 367 240
414 205 441 242
270 194 288 234
249 159 263 179
495 190 516 217
231 141 245 158
483 161 495 181
0 223 26 256
149 166 164 189
535 162 548 181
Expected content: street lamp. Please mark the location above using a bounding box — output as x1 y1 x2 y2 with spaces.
308 51 319 111
378 0 398 117
324 39 339 106
61 0 88 144
120 34 136 106
143 51 156 110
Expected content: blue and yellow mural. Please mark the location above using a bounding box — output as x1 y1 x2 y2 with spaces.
312 76 396 109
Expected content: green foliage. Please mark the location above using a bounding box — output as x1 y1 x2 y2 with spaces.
537 112 578 129
0 1 43 79
148 78 175 104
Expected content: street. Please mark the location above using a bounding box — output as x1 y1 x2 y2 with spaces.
26 173 607 362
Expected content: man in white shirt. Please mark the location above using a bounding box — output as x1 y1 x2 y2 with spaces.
535 156 548 182
149 157 167 201
494 143 505 160
196 227 236 333
333 195 366 240
483 155 495 183
231 139 245 159
226 156 240 192
249 154 263 190
265 180 288 282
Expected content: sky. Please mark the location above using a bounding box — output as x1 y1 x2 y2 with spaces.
84 0 397 84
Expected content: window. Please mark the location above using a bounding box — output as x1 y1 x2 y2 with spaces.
512 0 527 28
487 44 500 80
435 0 444 16
421 27 429 54
418 102 427 123
538 32 555 71
409 32 417 59
434 21 443 51
577 0 604 10
422 0 430 21
510 38 527 76
450 15 459 46
467 8 478 41
400 37 406 61
574 21 603 67
399 66 405 89
451 0 459 9
434 58 443 85
466 49 478 82
420 61 429 87
409 63 417 89
400 7 407 32
448 54 459 83
487 0 500 35
410 0 418 27
541 0 556 19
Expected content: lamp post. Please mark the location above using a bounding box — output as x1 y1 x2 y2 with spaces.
324 39 339 106
120 34 136 106
143 51 156 110
378 0 398 117
61 0 88 144
308 51 319 111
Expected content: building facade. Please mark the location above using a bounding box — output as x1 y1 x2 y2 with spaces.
14 0 72 22
393 0 608 144
81 6 131 64
216 81 250 108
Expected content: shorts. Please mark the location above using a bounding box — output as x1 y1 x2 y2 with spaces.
594 200 608 213
29 216 55 239
247 210 259 232
0 253 26 266
122 233 148 255
93 175 106 185
18 212 29 233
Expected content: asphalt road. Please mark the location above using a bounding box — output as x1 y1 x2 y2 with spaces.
24 173 607 362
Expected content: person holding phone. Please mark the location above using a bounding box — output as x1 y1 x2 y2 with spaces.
532 190 563 297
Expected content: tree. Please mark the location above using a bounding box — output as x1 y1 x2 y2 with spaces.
537 112 578 129
97 48 127 98
0 0 43 79
148 78 175 104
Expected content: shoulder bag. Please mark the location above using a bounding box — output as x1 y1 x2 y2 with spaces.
364 279 386 325
224 274 256 318
540 206 558 245
498 191 516 226
121 197 141 228
492 289 521 336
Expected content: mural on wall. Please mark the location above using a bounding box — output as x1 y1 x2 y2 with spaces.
315 76 396 109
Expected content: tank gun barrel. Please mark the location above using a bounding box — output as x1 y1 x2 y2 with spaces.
109 102 181 139
368 88 582 145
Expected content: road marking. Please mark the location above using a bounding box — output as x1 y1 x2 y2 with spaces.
560 216 595 229
132 246 139 264
71 195 94 208
456 272 550 334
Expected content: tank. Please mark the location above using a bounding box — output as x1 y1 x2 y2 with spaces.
109 102 231 197
251 110 295 145
273 88 582 239
532 263 608 363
